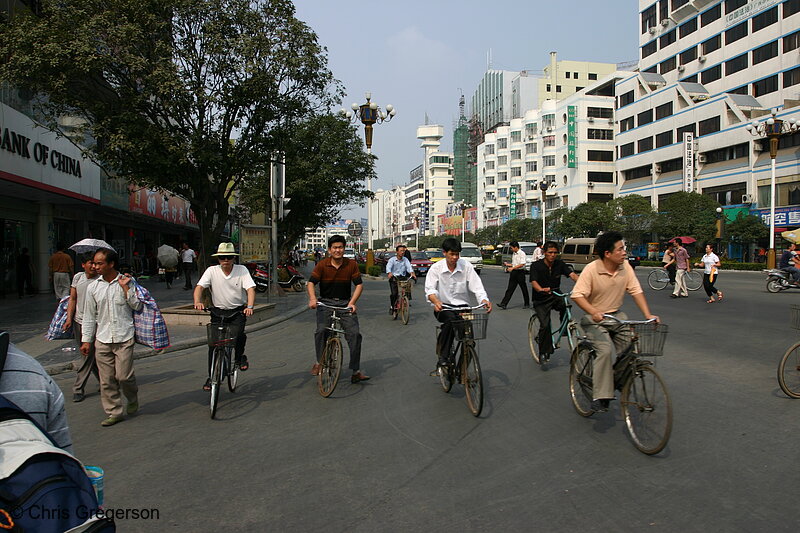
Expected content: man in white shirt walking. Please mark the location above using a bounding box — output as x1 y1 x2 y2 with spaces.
497 241 529 309
181 242 197 290
80 248 142 427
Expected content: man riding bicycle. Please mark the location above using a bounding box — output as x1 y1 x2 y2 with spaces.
530 241 579 362
387 244 417 318
570 231 658 413
425 238 492 368
193 242 256 391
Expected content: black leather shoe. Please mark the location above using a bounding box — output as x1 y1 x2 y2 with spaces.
497 304 507 309
590 399 610 413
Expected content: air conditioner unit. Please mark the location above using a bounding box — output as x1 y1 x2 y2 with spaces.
546 126 552 131
698 55 706 63
742 194 754 204
697 154 707 163
660 18 670 26
649 26 657 34
677 65 685 72
587 182 595 188
587 116 594 122
654 164 662 174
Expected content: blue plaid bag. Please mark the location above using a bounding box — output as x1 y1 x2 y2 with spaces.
131 280 170 350
45 296 73 340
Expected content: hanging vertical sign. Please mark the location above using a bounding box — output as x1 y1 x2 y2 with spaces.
509 186 517 218
423 190 430 230
683 132 694 192
567 106 577 168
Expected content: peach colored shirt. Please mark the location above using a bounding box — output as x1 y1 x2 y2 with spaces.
571 259 642 314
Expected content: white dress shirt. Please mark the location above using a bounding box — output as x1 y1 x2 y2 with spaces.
425 258 489 307
511 249 527 270
81 275 142 344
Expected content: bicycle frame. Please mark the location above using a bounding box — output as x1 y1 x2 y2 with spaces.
547 291 576 351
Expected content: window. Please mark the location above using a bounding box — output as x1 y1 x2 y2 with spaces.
644 65 658 73
624 165 653 180
642 40 658 59
498 155 508 166
725 54 748 76
701 65 722 84
704 143 748 163
702 35 721 54
656 101 673 120
660 56 677 74
656 130 674 147
588 171 614 183
638 109 654 127
778 130 800 149
525 161 538 172
486 161 495 170
620 142 635 157
589 73 597 80
497 138 508 149
752 41 778 65
751 6 778 32
499 188 507 198
680 46 698 64
725 22 747 45
660 158 683 173
638 137 654 153
679 17 697 38
511 131 522 142
786 0 800 18
753 74 778 96
660 0 669 21
546 84 551 91
588 150 613 161
431 155 450 164
511 167 522 177
676 123 695 139
698 116 720 136
660 29 677 48
587 107 612 118
728 85 749 95
642 4 657 33
784 66 800 88
485 145 495 155
574 72 579 79
619 116 635 132
543 135 556 147
525 123 538 136
525 143 537 154
556 85 562 93
619 90 635 108
498 172 508 181
566 72 571 78
784 30 800 52
701 3 721 26
526 180 537 191
682 74 698 83
543 155 556 167
724 0 747 13
587 129 614 140
672 0 690 9
487 177 495 185
511 149 521 160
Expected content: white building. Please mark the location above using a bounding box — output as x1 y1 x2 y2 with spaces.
537 52 618 106
471 70 539 132
417 125 454 235
616 0 800 227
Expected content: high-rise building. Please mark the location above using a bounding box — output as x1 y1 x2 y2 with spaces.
537 52 618 106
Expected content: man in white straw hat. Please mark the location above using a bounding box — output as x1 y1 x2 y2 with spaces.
193 242 256 391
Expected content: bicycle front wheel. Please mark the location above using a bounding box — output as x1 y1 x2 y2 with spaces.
227 347 239 393
566 322 579 354
462 344 484 417
621 364 672 455
400 296 410 325
569 345 595 417
210 349 223 419
527 314 542 364
318 337 343 397
685 270 702 291
647 269 668 290
777 341 800 399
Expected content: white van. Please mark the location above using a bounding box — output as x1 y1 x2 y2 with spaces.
560 238 596 272
459 242 483 274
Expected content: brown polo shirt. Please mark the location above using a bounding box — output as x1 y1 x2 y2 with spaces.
309 257 362 300
48 251 74 274
571 258 642 314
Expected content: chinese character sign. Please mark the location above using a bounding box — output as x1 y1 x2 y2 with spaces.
567 106 577 168
683 133 694 192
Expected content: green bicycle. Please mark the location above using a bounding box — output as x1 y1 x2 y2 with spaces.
527 290 580 366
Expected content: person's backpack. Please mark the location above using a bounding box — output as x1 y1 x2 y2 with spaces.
0 332 115 532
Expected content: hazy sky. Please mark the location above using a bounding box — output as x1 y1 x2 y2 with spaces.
292 0 639 220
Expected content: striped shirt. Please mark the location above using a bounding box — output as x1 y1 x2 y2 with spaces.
0 343 73 452
309 257 362 300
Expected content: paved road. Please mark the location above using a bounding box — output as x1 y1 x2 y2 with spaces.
55 268 799 531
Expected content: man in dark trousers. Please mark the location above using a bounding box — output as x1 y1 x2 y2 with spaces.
497 241 529 309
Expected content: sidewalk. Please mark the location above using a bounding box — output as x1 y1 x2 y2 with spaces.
0 269 311 376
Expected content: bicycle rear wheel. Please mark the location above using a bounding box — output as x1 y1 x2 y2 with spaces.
685 270 702 291
210 349 223 419
647 269 668 290
527 314 542 364
777 341 800 399
569 345 595 417
400 296 410 325
462 344 483 417
227 347 239 392
318 337 343 397
621 364 672 455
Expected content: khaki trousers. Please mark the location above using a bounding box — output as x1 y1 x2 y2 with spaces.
580 312 632 400
95 337 138 417
73 322 100 394
672 269 689 297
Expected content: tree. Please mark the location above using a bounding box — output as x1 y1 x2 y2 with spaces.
239 114 374 254
551 202 618 239
0 0 340 266
609 194 657 246
725 212 768 244
654 192 719 244
475 226 500 246
499 218 537 242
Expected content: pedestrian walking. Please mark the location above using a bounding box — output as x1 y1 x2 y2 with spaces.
80 248 142 427
497 241 529 309
696 244 723 303
15 247 34 298
671 238 691 299
181 242 197 290
662 242 676 285
531 242 544 263
158 243 180 289
48 242 74 299
65 253 101 403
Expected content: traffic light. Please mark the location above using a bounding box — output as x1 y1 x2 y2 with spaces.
279 197 291 220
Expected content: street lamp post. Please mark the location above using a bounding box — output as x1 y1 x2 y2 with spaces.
539 180 550 243
340 93 396 267
715 206 723 254
745 110 799 268
457 202 473 243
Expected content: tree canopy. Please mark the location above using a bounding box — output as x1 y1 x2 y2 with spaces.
654 192 720 244
609 194 657 246
725 212 768 244
551 201 617 239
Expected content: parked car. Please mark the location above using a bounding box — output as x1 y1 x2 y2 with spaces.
561 237 640 271
409 251 433 276
459 242 483 274
425 249 445 262
343 248 356 260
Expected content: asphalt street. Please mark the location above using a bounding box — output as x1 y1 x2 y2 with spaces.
54 267 799 531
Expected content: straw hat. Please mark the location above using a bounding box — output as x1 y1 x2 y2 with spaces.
211 242 239 256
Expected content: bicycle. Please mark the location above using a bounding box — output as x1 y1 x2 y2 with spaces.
647 267 702 291
777 304 800 398
435 304 489 417
316 302 352 398
206 312 243 419
393 278 412 325
569 316 672 455
527 290 580 366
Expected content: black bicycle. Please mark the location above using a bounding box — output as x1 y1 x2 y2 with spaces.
569 316 672 455
435 304 489 417
206 312 243 419
317 302 352 398
777 304 800 398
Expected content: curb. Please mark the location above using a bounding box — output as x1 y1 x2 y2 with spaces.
44 303 310 377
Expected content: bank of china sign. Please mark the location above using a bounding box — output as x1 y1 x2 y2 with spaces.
726 0 779 27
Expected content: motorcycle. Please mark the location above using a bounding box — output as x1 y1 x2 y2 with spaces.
764 269 800 293
247 262 306 293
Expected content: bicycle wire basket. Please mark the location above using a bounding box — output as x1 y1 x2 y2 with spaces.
207 322 243 347
453 309 490 341
631 323 668 357
792 305 800 331
396 279 413 296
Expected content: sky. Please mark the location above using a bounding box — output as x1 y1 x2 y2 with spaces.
291 0 640 220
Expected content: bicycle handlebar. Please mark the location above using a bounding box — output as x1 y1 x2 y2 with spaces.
600 314 658 325
317 302 354 312
552 290 571 298
441 303 488 311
